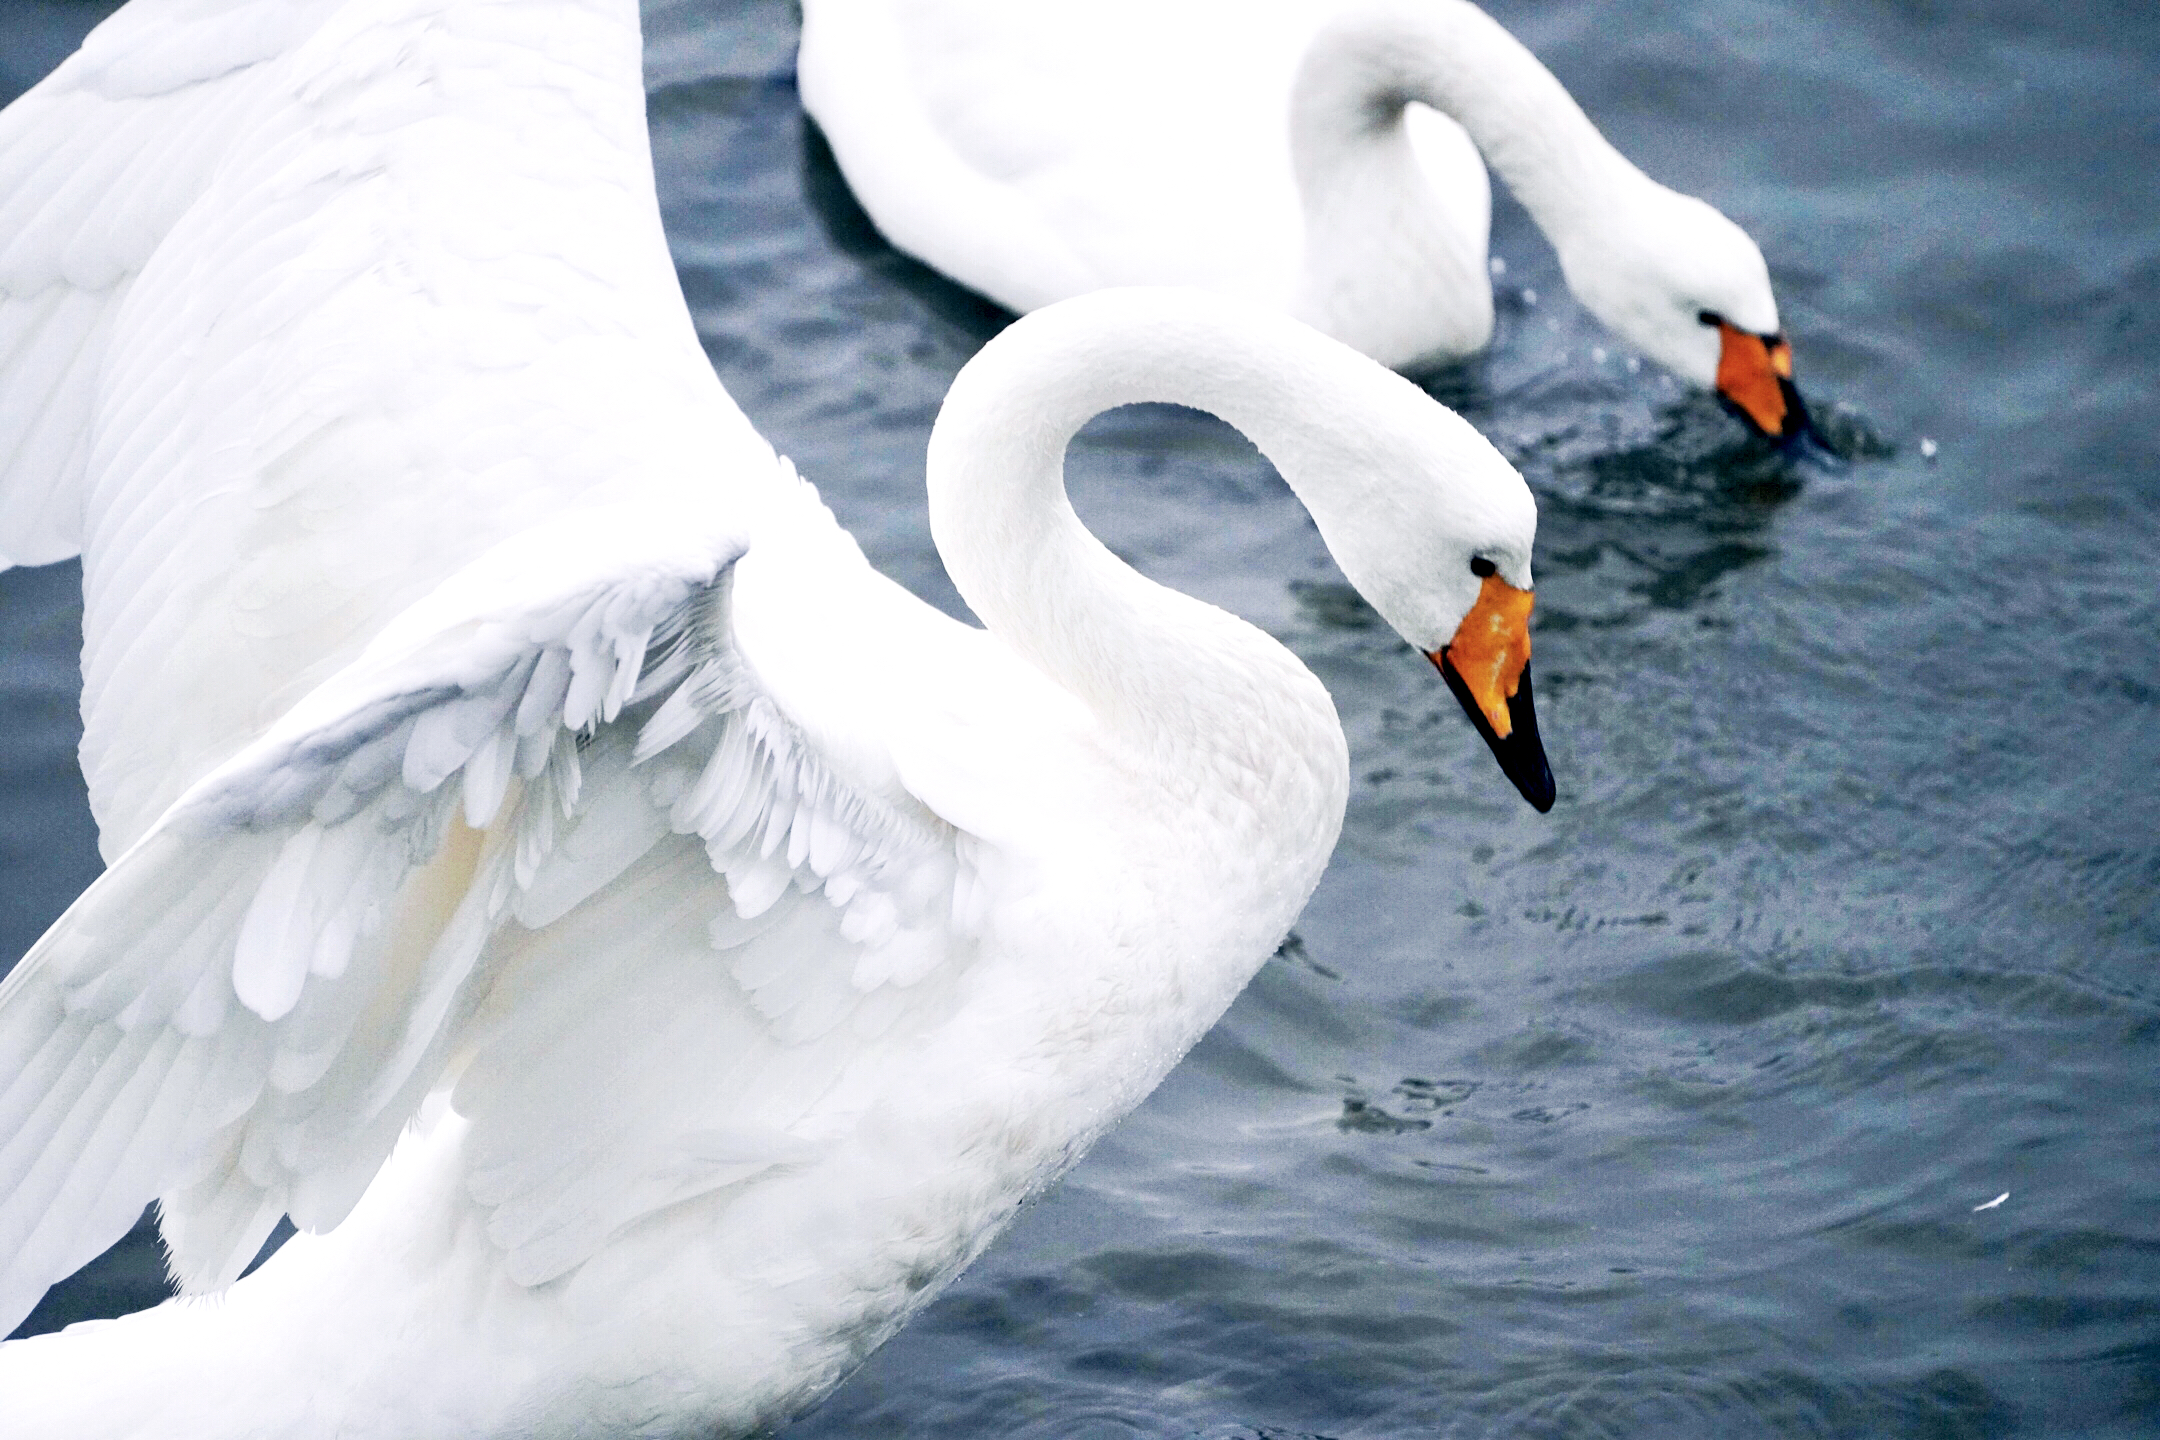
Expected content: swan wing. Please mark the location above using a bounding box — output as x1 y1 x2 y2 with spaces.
448 530 1052 1291
0 497 1025 1327
5 0 770 854
0 0 347 566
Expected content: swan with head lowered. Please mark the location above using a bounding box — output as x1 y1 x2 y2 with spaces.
799 0 1810 440
0 1 1547 1433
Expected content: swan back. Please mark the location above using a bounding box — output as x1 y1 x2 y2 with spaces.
801 0 1335 312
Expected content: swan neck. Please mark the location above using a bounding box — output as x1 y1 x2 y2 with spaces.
1293 0 1646 255
925 301 1357 766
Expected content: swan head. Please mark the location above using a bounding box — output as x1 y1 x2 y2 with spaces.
1561 186 1810 442
926 286 1555 809
1303 399 1554 811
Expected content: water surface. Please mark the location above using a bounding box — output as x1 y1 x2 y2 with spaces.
2 0 2156 1434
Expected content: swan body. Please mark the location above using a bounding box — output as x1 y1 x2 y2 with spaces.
0 0 1547 1434
800 0 1810 436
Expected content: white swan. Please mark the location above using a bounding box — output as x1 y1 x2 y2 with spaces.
799 0 1810 439
0 0 1550 1434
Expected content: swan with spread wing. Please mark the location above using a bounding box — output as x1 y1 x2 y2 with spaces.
0 0 1549 1434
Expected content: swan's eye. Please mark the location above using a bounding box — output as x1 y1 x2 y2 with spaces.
1697 309 1723 327
1470 556 1497 578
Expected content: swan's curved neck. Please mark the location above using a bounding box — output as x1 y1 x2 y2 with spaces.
927 296 1422 768
1292 0 1647 269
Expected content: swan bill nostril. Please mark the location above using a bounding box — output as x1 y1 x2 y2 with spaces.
1712 320 1811 441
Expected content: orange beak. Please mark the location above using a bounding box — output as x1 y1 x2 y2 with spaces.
1426 574 1554 811
1712 319 1809 442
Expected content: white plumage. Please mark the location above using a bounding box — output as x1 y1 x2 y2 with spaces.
0 1 1546 1434
800 0 1799 401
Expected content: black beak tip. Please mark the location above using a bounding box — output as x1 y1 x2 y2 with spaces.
1438 654 1557 813
1775 377 1817 450
1515 739 1557 813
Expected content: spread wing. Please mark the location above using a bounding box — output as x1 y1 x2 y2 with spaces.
0 495 1024 1330
2 0 780 860
0 0 349 566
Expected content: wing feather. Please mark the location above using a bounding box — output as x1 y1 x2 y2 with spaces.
0 507 746 1326
0 490 1026 1329
0 0 349 566
15 1026 188 1290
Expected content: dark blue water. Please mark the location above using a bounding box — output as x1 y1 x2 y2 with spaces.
4 0 2156 1434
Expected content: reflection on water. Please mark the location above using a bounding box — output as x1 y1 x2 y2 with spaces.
2 0 2157 1435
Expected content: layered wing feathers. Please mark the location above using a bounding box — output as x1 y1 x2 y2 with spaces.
0 498 990 1332
0 0 348 566
0 0 1031 1343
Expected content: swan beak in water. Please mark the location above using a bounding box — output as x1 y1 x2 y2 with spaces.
1707 314 1811 443
1428 574 1556 812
